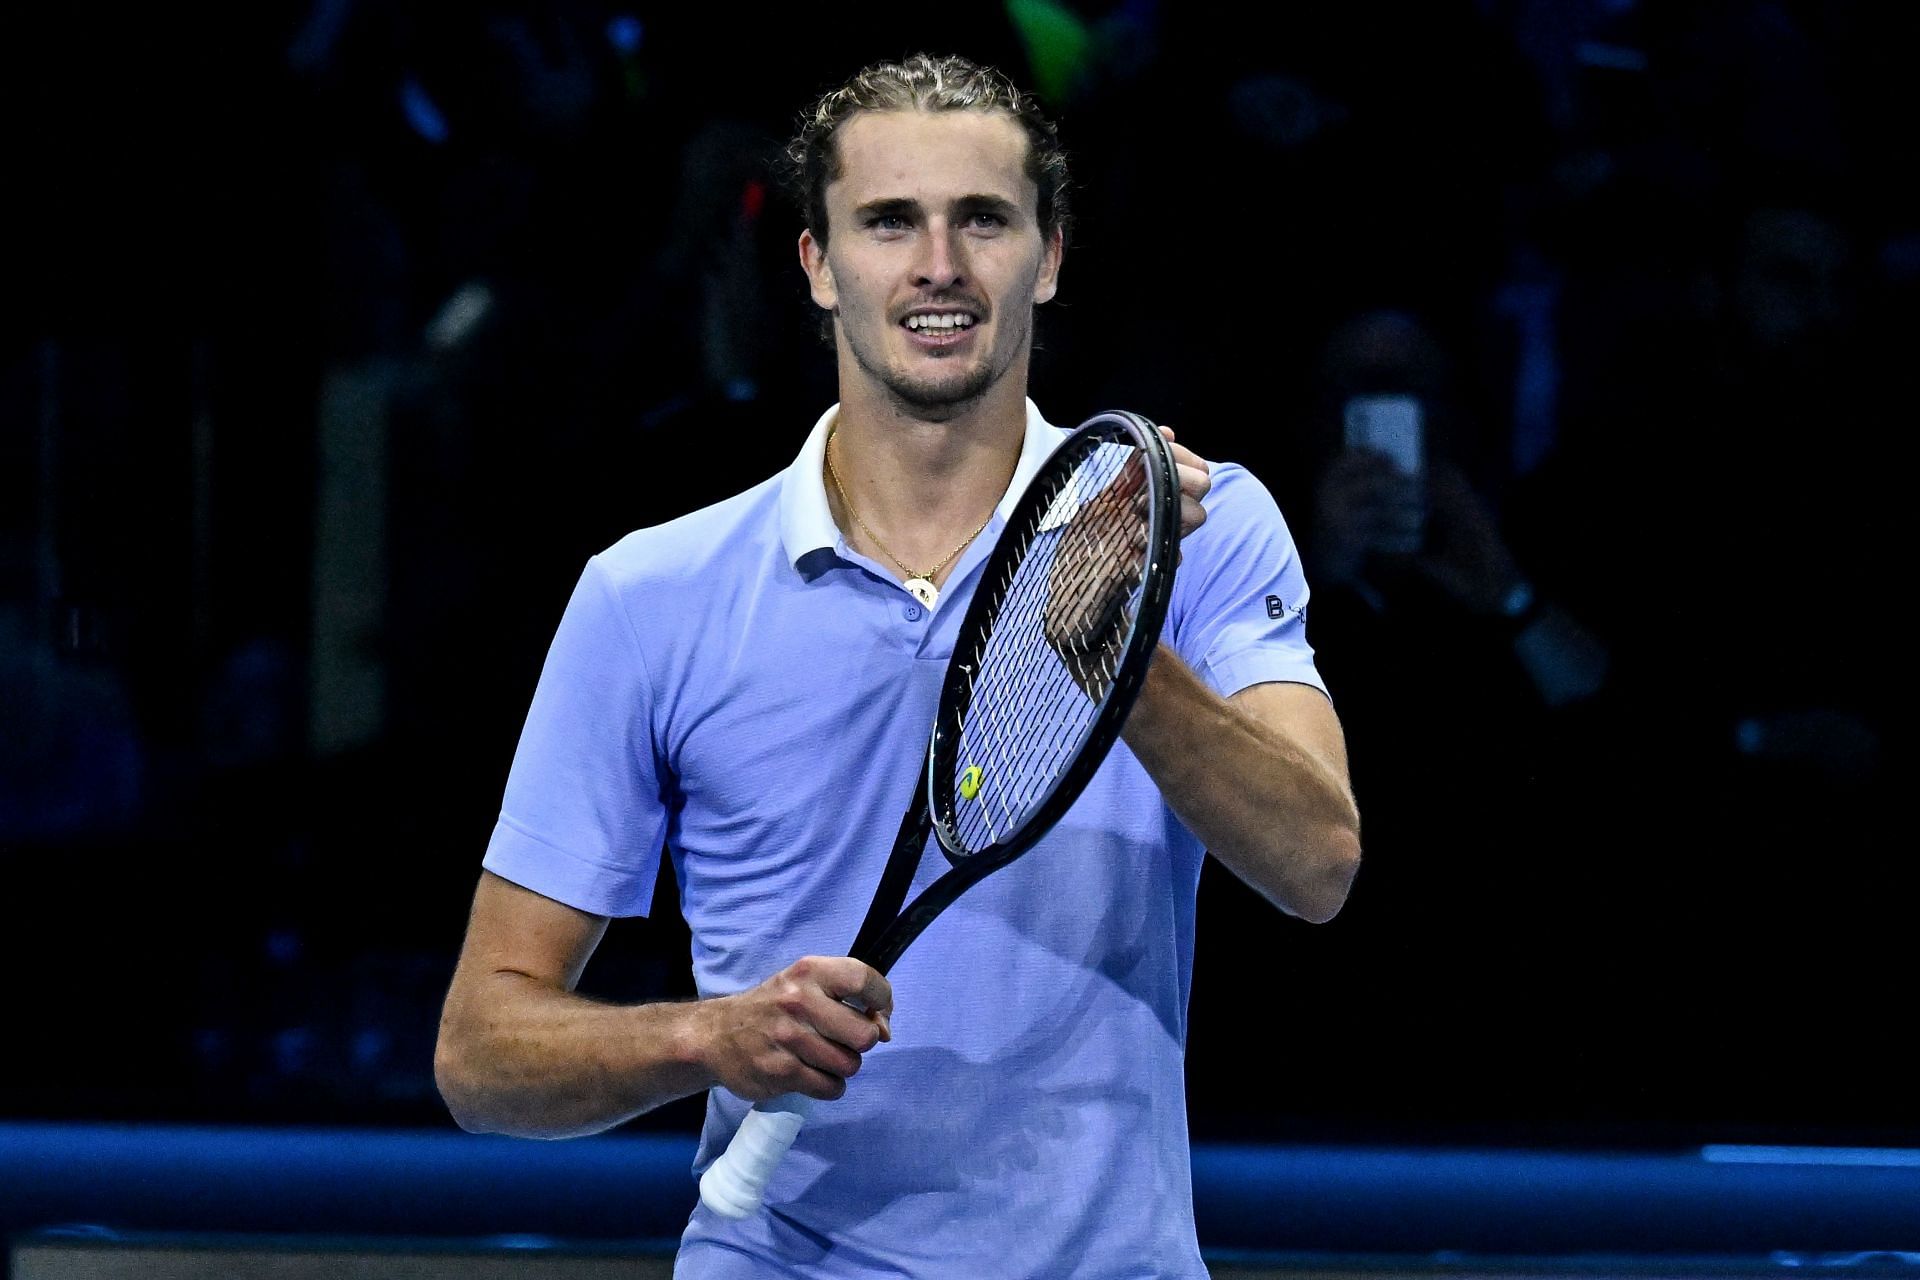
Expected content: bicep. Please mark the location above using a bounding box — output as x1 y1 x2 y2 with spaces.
448 870 610 996
1229 680 1352 788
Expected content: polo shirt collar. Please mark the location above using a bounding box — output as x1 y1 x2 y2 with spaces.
779 398 1065 570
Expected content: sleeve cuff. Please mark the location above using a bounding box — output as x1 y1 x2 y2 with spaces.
1198 648 1328 701
482 815 659 919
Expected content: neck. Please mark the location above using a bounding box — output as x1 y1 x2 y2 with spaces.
825 369 1029 580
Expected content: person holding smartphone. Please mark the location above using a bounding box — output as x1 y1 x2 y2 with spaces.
1302 310 1606 708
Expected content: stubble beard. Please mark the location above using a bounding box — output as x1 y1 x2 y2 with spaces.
843 306 1033 422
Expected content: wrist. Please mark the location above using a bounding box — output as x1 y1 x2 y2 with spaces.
657 996 723 1092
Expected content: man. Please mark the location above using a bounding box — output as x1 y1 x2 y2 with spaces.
436 53 1360 1277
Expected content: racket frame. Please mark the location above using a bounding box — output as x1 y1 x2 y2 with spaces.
851 409 1179 974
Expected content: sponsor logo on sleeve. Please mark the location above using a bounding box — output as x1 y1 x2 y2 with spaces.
1266 594 1306 624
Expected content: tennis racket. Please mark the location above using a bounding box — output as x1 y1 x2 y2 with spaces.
698 409 1180 1219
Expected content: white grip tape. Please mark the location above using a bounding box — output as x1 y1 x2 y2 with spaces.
698 1093 814 1219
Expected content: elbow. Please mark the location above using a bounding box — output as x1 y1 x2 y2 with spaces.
1293 825 1361 925
434 1024 498 1135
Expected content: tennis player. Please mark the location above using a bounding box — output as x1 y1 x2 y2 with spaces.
436 53 1361 1277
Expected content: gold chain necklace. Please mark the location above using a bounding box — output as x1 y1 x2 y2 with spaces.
824 429 992 608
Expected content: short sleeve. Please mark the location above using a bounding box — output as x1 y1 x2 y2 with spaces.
1171 463 1327 700
482 556 669 917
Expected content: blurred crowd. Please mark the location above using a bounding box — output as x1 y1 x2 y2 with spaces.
3 1 1909 1144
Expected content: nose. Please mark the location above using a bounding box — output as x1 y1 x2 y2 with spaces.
911 221 967 291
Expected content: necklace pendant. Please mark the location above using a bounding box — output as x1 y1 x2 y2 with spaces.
904 577 939 608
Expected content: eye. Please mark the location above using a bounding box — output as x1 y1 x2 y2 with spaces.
866 213 910 233
968 212 1007 231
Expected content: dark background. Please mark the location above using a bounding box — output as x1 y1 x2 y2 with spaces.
2 1 1909 1151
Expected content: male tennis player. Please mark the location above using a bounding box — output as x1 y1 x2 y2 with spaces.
437 53 1360 1277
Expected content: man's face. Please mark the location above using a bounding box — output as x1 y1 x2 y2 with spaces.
800 110 1063 416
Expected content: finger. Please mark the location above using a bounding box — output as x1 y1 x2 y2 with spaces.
799 988 887 1054
1342 447 1401 477
1180 495 1208 539
852 962 893 1018
815 960 894 1051
785 1060 852 1102
1162 432 1210 474
789 1017 866 1080
1158 423 1212 469
1168 441 1210 476
1177 463 1211 506
809 956 891 1012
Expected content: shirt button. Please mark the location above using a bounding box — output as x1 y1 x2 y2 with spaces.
903 604 924 622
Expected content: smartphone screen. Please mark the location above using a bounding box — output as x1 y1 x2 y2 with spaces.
1343 394 1424 477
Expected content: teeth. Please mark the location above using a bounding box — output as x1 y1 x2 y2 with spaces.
906 313 974 331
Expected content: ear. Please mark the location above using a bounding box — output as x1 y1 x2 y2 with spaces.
799 228 837 312
1033 223 1064 305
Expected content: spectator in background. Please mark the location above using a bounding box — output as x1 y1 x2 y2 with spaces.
1191 306 1622 1136
1284 310 1613 1067
1305 309 1609 714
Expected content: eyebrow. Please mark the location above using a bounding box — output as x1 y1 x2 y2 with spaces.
852 197 919 221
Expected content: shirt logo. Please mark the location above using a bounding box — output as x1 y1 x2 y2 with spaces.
1266 594 1306 625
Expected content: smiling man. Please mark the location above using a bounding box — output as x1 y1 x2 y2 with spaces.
805 108 1054 416
436 54 1360 1277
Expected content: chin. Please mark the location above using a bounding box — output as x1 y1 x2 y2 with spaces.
888 374 996 413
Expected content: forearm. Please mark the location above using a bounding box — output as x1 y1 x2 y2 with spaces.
1122 649 1360 922
435 973 715 1139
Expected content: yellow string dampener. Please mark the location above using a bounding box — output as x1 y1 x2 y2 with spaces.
959 765 983 800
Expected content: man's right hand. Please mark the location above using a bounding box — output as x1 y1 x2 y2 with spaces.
694 956 893 1102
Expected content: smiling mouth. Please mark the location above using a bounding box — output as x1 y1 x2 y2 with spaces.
901 311 979 347
903 311 977 332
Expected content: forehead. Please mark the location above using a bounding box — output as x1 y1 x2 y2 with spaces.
828 109 1035 211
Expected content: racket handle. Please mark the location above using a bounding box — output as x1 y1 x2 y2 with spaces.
698 1092 814 1218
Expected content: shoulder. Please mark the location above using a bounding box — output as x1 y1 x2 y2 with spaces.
1170 458 1311 627
592 472 785 596
1202 460 1282 512
1192 460 1299 552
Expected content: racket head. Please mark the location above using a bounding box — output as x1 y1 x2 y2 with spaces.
926 410 1179 872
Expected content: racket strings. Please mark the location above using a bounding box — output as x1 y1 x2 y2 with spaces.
947 438 1154 856
963 476 1134 815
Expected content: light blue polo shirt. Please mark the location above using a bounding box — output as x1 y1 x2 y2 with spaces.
483 399 1325 1278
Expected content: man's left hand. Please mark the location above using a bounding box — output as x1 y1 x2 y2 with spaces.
1159 426 1212 548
